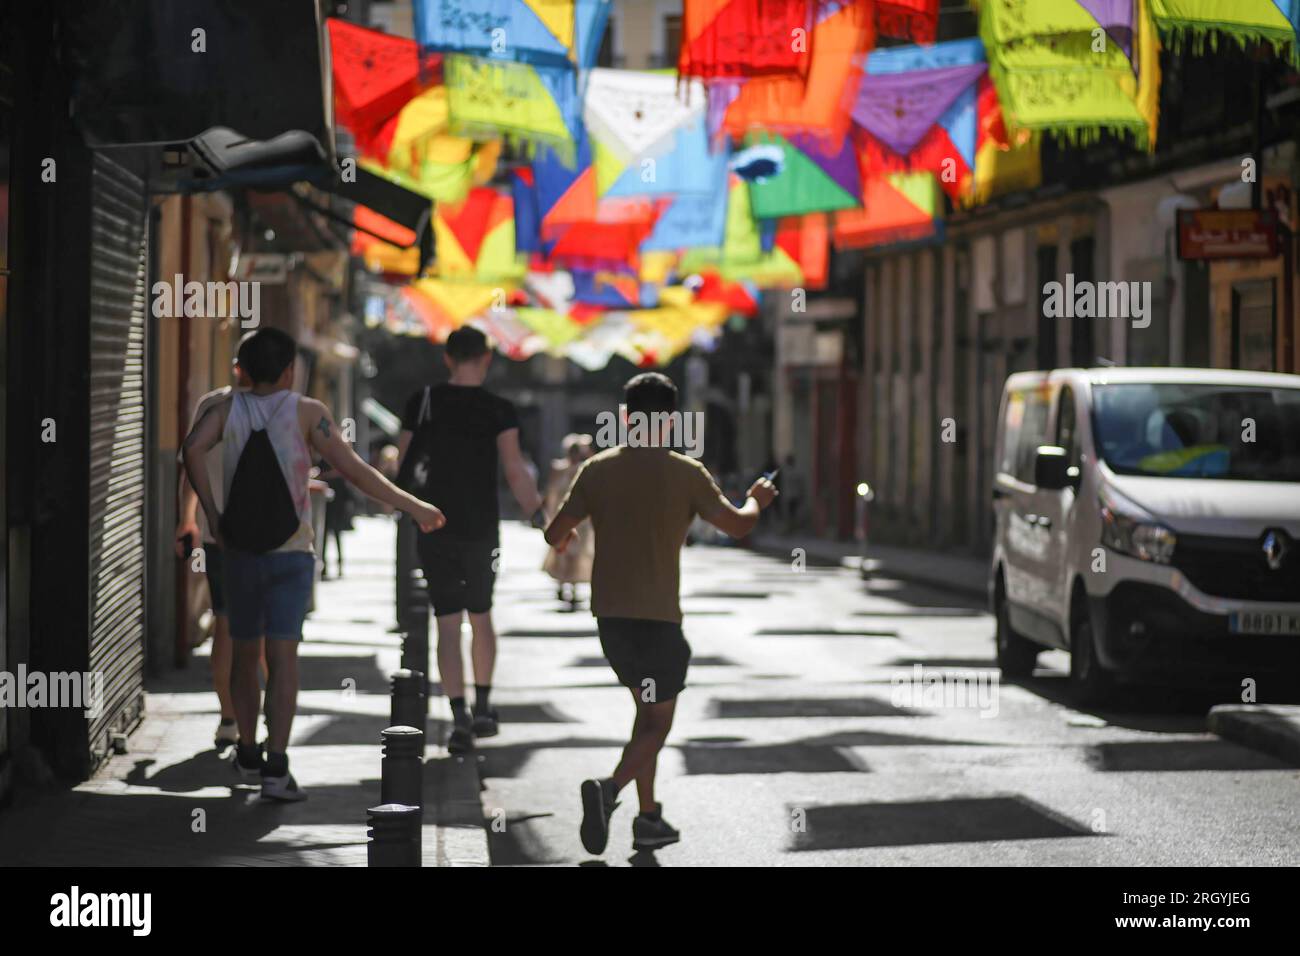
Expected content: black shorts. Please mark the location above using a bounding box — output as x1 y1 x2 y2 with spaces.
417 532 497 616
597 617 692 703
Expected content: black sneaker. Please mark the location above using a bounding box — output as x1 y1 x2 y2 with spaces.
632 804 680 851
447 722 473 755
231 742 263 783
580 778 620 855
471 708 499 738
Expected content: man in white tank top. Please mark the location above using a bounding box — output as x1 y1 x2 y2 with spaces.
183 328 445 802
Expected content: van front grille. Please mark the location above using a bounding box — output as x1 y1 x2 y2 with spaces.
1172 532 1300 602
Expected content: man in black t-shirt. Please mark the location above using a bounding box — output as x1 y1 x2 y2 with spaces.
398 326 544 754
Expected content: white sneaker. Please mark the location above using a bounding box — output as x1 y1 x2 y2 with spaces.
260 772 308 802
214 720 239 750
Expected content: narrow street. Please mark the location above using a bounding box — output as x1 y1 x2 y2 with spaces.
1 515 1296 869
482 523 1300 866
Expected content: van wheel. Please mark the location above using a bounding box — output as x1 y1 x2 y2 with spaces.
995 577 1039 678
1069 600 1113 708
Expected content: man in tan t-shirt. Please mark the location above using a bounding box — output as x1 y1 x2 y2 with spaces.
545 372 777 856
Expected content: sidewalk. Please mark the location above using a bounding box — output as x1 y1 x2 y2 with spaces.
747 531 988 601
1208 705 1300 767
0 517 487 867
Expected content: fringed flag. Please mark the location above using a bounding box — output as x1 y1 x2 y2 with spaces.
979 0 1160 150
1149 0 1296 59
413 0 611 69
678 0 817 79
852 38 986 201
717 0 874 148
443 54 581 159
875 0 941 43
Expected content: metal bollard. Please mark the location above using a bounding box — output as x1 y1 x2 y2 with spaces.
380 725 425 809
395 515 417 631
390 669 427 741
403 589 431 693
367 803 422 867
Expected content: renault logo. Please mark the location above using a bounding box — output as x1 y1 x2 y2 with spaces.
1262 530 1290 571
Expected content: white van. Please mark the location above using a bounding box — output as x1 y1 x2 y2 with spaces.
990 368 1300 704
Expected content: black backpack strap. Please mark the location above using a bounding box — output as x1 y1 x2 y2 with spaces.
418 386 432 428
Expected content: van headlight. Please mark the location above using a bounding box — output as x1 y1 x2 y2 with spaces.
1099 488 1176 564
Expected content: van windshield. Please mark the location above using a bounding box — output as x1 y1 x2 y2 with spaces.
1092 383 1300 481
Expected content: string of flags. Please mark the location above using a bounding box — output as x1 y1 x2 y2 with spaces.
332 1 1300 370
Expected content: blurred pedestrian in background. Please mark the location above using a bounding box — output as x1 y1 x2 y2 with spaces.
318 462 355 579
780 453 805 533
543 433 595 609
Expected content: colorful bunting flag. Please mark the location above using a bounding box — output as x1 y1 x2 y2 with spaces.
678 0 816 79
1148 0 1295 57
443 54 580 158
434 186 524 281
875 0 941 43
328 19 437 138
740 133 862 219
413 0 611 69
833 171 943 249
718 0 874 147
979 0 1160 149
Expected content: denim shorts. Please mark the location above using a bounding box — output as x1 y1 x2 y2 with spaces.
223 549 315 642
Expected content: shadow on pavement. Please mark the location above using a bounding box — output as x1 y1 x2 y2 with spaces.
677 741 864 775
474 736 629 779
484 811 563 865
707 696 923 718
1089 739 1296 772
788 795 1094 851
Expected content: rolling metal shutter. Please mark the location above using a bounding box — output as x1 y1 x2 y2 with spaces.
86 152 148 765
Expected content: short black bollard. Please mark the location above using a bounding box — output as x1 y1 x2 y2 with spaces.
403 590 430 690
390 669 427 740
380 725 425 808
395 516 416 632
367 803 421 867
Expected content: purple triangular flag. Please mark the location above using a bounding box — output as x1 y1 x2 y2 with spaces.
853 62 986 157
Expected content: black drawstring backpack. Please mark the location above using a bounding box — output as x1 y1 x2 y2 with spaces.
220 400 300 553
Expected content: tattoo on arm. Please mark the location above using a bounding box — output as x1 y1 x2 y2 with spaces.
317 416 331 440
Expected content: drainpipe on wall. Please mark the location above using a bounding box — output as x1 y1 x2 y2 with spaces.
173 195 192 668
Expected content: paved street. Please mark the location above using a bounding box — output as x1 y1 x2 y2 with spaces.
3 514 1297 868
481 522 1300 867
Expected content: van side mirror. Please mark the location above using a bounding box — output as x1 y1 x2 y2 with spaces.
1034 445 1071 490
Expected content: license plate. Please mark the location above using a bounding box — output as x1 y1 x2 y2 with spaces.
1230 612 1300 636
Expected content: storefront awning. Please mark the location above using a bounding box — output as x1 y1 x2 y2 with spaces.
61 0 333 152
